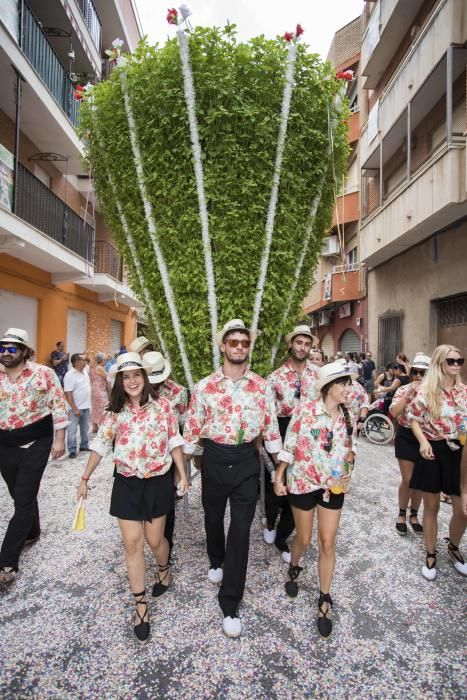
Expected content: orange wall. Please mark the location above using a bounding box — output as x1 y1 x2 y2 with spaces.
0 254 137 363
346 111 360 144
332 190 360 226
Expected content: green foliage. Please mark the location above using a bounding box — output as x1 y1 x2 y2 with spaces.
79 27 349 384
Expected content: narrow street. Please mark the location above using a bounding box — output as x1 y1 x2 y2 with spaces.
0 439 464 699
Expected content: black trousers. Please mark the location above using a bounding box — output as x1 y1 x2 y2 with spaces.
264 415 294 549
163 463 176 554
201 440 259 618
0 433 53 569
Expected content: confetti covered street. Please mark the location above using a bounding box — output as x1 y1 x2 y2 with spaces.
0 439 465 699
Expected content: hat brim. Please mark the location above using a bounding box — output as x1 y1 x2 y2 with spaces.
109 361 145 377
146 362 171 384
216 328 258 347
0 336 31 348
285 331 319 347
316 370 352 392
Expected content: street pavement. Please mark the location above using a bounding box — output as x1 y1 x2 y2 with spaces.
0 438 465 699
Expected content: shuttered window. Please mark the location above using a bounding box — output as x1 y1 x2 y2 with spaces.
110 319 123 353
378 311 403 367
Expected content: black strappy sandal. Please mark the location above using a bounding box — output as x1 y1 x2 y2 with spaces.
152 561 172 598
285 564 303 598
133 590 150 643
395 508 407 535
409 508 423 534
317 591 333 639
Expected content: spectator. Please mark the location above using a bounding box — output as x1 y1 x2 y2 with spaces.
309 348 324 367
396 352 411 375
345 352 360 376
105 353 118 373
361 351 376 396
50 341 69 387
90 352 109 433
64 354 91 458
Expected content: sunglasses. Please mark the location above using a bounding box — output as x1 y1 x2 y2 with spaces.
0 345 19 354
324 431 333 453
226 339 251 349
411 369 426 377
294 380 301 400
445 358 464 367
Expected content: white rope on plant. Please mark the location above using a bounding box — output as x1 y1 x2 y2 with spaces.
176 28 220 370
119 67 194 389
250 40 298 350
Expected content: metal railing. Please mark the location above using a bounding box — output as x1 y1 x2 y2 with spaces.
94 240 123 281
15 163 94 261
22 1 80 127
76 0 102 51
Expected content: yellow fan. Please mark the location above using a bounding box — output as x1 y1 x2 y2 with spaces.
72 497 86 531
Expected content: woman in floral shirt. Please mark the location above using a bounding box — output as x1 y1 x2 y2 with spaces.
76 352 188 643
274 362 356 639
389 354 431 536
408 345 467 581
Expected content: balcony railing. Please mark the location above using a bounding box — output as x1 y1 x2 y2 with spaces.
76 0 102 51
94 241 123 281
22 1 80 127
15 163 94 261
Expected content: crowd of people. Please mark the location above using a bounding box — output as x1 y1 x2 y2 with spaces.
0 322 465 646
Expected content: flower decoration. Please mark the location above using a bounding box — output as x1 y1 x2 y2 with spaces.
74 84 85 100
283 31 294 42
167 8 178 25
112 37 124 49
336 69 354 81
179 4 192 20
296 24 304 37
282 24 304 43
105 38 126 65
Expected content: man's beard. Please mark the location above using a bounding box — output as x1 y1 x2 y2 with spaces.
290 349 307 363
1 353 25 368
225 352 248 365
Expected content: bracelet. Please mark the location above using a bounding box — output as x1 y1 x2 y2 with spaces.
81 476 90 482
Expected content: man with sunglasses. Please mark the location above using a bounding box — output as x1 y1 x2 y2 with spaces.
265 324 318 562
183 319 281 638
0 328 68 584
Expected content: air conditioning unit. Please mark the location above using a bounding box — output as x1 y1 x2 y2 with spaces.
322 235 340 258
356 316 362 326
319 311 332 326
310 315 319 329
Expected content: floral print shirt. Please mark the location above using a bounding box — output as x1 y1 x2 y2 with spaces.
0 362 68 431
90 397 184 478
346 380 370 423
408 382 467 440
159 379 188 427
391 383 419 428
183 368 281 455
278 397 356 494
267 359 318 417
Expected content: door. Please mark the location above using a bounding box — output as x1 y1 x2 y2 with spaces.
340 328 361 354
320 333 334 359
0 290 38 350
437 295 467 381
67 309 87 356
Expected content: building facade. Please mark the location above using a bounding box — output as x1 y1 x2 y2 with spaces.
359 0 467 373
303 15 368 359
0 0 143 363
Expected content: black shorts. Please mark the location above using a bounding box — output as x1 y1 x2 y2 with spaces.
110 469 174 521
394 425 419 462
409 439 462 496
288 488 344 511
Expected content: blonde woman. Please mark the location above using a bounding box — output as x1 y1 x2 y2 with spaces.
409 345 467 580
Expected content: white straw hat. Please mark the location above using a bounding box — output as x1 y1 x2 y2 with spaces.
411 353 431 370
316 361 353 392
109 352 145 375
215 319 258 347
142 351 171 384
128 336 152 354
0 328 31 348
285 324 318 347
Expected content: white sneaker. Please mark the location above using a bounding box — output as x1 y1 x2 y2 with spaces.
223 616 242 638
281 550 291 564
448 545 467 576
263 528 276 544
207 567 223 584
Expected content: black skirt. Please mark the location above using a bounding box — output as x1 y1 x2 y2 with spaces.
394 425 419 462
410 439 462 496
110 469 174 521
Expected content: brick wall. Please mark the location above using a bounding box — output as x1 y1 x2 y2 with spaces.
327 16 363 68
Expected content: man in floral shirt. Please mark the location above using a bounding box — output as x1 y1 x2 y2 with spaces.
183 319 281 639
0 328 67 584
265 324 318 561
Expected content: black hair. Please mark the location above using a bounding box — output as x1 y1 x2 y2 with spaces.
321 377 354 438
106 370 157 413
71 353 83 366
395 363 406 373
56 341 63 347
222 329 250 344
14 343 34 360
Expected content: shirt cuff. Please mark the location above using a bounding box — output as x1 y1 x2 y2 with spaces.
264 438 282 454
89 437 109 457
168 433 185 452
183 440 203 456
53 419 70 431
277 449 294 464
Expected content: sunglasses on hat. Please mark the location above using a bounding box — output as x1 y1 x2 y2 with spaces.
445 357 464 367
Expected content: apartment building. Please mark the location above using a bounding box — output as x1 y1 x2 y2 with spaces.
303 16 369 358
0 0 143 363
359 0 467 370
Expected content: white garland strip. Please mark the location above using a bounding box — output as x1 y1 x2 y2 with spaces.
250 41 298 349
177 29 220 370
270 93 344 366
119 68 194 389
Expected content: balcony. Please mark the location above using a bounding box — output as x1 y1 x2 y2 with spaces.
94 240 123 281
303 264 367 314
0 162 94 278
75 240 141 307
332 189 360 227
75 0 102 52
347 111 360 144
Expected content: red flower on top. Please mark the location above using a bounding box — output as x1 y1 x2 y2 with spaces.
167 7 178 25
296 23 304 37
336 69 354 81
283 31 294 42
74 85 85 100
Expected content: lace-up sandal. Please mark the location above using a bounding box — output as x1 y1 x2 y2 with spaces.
0 566 17 584
152 561 172 597
409 508 423 534
285 564 303 598
317 592 333 639
421 551 437 581
447 542 467 576
133 590 150 643
395 508 407 536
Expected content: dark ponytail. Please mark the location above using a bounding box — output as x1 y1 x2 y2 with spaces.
339 403 354 438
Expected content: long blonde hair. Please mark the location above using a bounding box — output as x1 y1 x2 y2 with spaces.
422 344 462 419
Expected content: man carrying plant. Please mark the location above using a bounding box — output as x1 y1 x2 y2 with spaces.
183 319 281 638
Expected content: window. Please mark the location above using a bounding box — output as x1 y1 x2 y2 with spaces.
378 311 403 367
